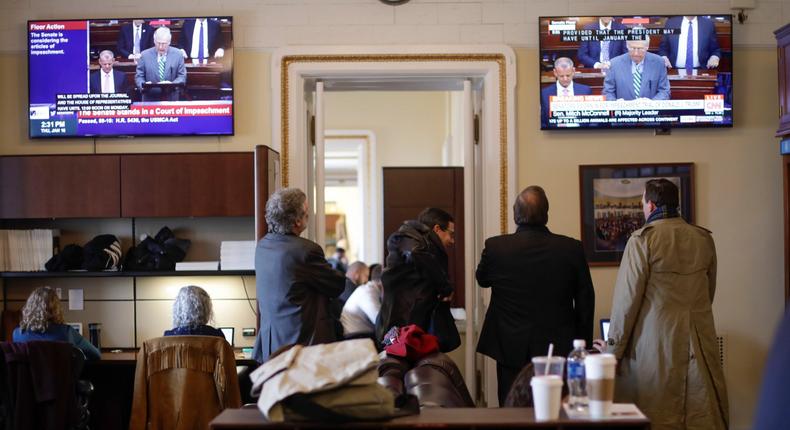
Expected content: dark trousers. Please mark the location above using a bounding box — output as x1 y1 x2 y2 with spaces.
496 362 521 406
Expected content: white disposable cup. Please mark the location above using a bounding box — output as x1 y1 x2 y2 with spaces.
531 356 566 378
585 353 617 418
531 375 563 421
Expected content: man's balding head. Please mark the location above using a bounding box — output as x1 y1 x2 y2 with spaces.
513 185 549 226
346 261 369 286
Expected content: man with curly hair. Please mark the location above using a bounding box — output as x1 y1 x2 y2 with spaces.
13 286 100 360
253 188 345 363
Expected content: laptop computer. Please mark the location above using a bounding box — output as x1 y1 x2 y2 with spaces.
218 327 235 346
600 318 610 341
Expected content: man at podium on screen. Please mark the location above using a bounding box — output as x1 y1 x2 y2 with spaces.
134 26 186 102
602 36 670 101
89 50 130 94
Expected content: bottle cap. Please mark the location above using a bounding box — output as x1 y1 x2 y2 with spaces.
573 339 586 349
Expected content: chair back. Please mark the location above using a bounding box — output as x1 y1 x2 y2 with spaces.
0 341 87 429
129 335 241 430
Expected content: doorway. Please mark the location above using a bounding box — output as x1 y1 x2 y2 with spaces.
269 45 517 405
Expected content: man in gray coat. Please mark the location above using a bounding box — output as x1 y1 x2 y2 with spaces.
600 179 728 430
134 26 186 101
602 37 670 101
253 188 345 363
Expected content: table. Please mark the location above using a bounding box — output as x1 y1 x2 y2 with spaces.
210 407 651 430
541 69 719 100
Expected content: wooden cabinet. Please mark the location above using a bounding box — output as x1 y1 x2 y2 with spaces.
777 23 790 138
121 152 254 217
0 154 121 218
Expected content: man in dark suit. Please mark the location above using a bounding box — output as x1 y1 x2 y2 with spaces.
602 37 670 101
476 185 595 405
179 18 225 62
659 15 721 69
89 50 130 94
134 26 186 101
253 188 345 363
540 57 592 128
577 17 627 69
116 19 154 60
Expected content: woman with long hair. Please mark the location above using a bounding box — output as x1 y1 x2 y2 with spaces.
13 286 100 360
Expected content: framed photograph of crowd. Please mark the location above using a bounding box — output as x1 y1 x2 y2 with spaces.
579 163 694 266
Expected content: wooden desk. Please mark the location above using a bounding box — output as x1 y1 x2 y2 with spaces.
540 69 719 99
210 407 651 430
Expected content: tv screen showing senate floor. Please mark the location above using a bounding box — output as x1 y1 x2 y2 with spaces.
28 17 234 138
538 15 732 130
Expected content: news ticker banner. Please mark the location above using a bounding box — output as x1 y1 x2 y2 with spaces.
30 99 233 136
546 17 677 42
546 94 731 127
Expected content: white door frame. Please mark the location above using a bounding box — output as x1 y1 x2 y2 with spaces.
270 45 517 405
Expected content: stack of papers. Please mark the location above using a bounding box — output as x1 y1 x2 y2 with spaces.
220 241 256 270
562 403 647 420
175 261 219 271
0 229 55 271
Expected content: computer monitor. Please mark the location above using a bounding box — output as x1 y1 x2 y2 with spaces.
600 318 611 341
218 327 235 346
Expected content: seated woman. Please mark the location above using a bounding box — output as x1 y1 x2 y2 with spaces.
12 286 101 360
164 285 225 338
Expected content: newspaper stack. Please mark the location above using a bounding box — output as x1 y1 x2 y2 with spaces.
220 241 256 270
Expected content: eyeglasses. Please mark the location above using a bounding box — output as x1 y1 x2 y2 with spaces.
627 46 647 52
444 228 455 238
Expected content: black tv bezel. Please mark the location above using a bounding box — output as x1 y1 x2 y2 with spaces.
27 16 235 139
537 14 734 131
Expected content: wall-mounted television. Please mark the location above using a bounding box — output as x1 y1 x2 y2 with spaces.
28 17 234 138
539 15 732 130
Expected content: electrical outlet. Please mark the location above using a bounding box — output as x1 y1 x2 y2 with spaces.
242 328 256 337
55 287 62 299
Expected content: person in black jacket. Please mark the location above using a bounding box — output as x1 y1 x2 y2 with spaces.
253 188 345 363
476 185 595 405
376 208 455 344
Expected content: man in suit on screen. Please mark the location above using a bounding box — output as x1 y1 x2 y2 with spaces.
540 57 592 128
658 15 721 70
89 50 130 94
602 36 670 101
134 26 186 101
577 17 627 69
179 18 225 62
116 19 154 60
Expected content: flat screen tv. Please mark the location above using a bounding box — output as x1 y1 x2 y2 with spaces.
538 15 732 130
28 17 234 138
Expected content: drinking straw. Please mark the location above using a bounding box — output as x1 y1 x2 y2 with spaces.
545 343 554 376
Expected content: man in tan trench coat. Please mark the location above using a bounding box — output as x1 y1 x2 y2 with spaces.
601 179 729 430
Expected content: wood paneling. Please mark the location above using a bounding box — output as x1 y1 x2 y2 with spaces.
121 152 254 217
255 146 280 240
0 155 121 218
382 167 465 307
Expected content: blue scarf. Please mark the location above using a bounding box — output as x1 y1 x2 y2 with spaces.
645 205 680 225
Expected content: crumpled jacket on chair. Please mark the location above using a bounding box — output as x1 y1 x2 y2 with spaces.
129 336 241 430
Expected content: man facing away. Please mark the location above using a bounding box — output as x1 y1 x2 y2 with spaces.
375 208 455 343
476 186 595 405
134 26 186 102
253 188 345 363
597 179 728 430
602 36 670 101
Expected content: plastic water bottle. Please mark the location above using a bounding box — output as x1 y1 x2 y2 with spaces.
567 339 588 411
